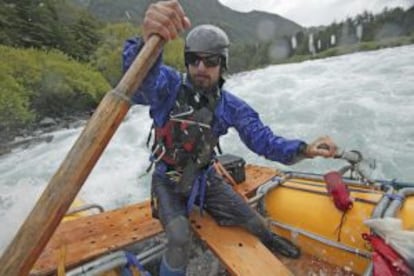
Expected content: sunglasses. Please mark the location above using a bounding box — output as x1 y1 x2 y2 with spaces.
185 53 221 68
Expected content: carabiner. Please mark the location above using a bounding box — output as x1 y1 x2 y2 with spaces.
170 106 194 118
151 144 166 163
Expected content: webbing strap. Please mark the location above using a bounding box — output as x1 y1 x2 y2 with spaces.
384 193 405 201
123 251 151 276
186 165 214 215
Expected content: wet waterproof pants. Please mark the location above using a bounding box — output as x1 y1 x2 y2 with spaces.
151 165 272 273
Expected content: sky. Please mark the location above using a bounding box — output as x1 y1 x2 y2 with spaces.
218 0 414 27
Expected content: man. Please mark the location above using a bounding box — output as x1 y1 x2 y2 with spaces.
123 1 338 275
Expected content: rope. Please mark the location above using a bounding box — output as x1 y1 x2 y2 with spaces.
334 211 348 242
213 161 237 186
110 88 133 105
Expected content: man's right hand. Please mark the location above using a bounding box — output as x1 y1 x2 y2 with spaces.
143 0 191 42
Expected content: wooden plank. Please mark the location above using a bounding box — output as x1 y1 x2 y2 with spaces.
188 165 290 275
32 201 162 275
190 212 292 276
32 165 283 275
233 165 279 199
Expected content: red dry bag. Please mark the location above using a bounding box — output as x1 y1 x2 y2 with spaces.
324 171 353 211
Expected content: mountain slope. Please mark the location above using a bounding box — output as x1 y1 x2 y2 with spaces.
71 0 302 44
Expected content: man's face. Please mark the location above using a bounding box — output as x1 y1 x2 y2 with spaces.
186 52 221 91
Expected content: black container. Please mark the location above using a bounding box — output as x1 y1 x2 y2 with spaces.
216 154 246 184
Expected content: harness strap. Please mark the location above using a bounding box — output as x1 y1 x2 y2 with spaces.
186 165 214 215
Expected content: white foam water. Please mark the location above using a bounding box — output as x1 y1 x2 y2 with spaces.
1 45 413 253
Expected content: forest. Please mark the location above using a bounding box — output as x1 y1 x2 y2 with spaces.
0 0 413 141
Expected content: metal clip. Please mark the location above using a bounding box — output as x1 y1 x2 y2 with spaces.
170 106 194 118
151 144 166 163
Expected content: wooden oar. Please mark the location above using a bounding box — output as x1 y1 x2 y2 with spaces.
0 35 163 275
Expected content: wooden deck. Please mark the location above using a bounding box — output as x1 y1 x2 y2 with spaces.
190 212 291 276
32 164 286 275
31 201 162 275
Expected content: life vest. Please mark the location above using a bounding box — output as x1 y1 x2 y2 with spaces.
150 78 220 174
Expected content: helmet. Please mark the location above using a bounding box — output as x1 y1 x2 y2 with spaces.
185 24 230 69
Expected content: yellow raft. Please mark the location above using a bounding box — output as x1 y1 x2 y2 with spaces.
31 153 414 276
263 172 414 275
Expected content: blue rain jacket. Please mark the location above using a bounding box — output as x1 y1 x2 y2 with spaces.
123 37 305 165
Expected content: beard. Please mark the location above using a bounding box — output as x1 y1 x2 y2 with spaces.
188 72 219 93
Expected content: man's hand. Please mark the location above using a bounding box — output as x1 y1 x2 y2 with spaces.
143 0 191 42
305 136 337 158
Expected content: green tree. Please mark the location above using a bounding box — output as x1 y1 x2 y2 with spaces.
164 38 185 71
0 1 19 45
90 22 186 85
67 11 102 61
0 45 110 129
0 67 34 133
403 7 414 35
0 0 101 61
90 22 139 86
293 31 308 55
13 0 58 48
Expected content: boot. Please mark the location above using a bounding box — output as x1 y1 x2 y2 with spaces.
263 232 301 259
159 256 186 276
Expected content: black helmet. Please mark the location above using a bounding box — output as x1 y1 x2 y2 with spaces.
185 24 230 69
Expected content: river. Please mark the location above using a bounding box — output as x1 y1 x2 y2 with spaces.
1 45 413 253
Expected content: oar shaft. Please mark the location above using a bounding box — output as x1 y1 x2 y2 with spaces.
0 36 163 275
